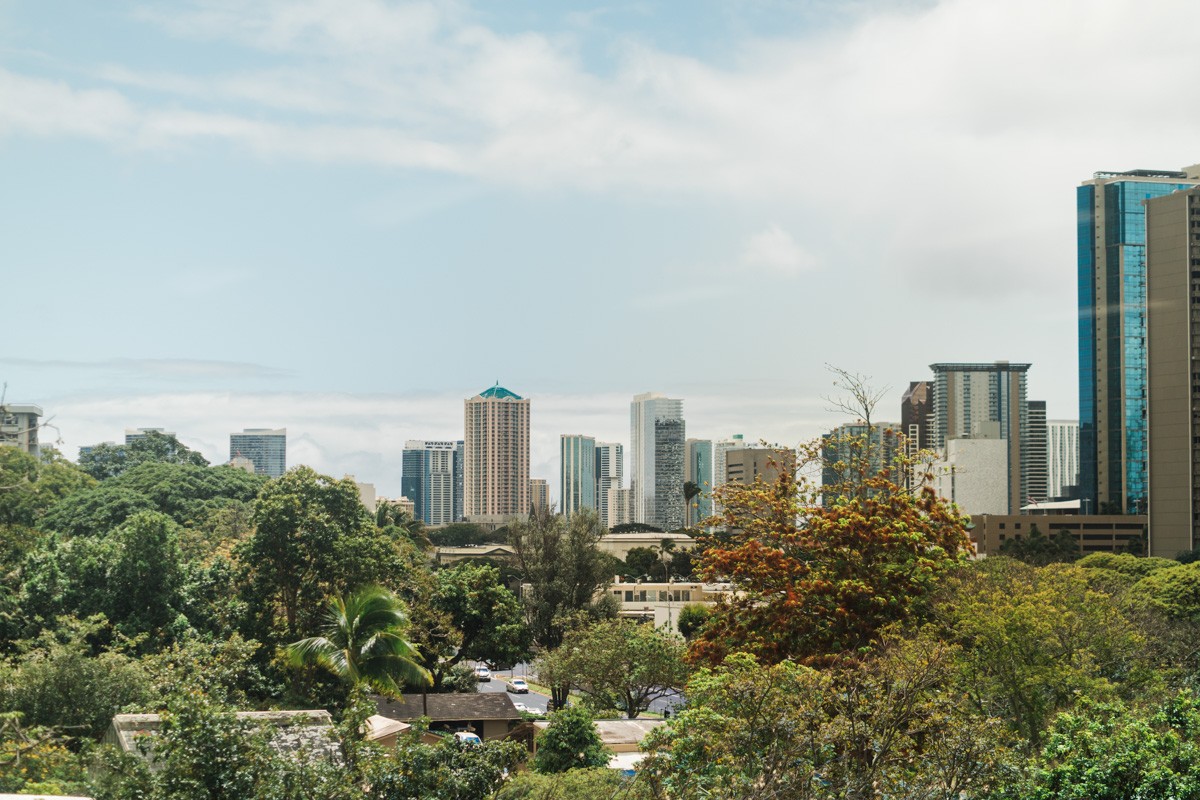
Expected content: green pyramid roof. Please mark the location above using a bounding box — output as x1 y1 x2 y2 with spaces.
478 383 522 400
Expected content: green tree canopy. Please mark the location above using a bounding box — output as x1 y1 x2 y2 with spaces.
0 448 94 528
999 524 1081 566
431 562 530 672
37 485 156 539
1127 561 1200 622
427 523 486 548
509 509 616 650
537 619 687 719
77 430 209 481
533 705 609 774
285 585 430 695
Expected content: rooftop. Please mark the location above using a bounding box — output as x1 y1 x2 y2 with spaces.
477 383 523 400
374 692 522 722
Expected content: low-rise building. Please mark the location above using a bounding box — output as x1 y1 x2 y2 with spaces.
0 404 42 454
605 576 731 632
969 513 1147 556
373 693 523 741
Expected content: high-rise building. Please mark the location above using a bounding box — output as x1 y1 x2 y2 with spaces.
401 440 463 525
930 362 1030 514
712 434 746 516
900 381 932 457
560 435 596 518
125 427 175 445
630 393 685 531
1079 167 1200 515
529 479 550 516
1024 401 1048 506
464 384 530 521
1048 420 1080 501
0 404 41 455
684 439 713 527
726 446 796 487
1146 185 1200 555
820 421 900 502
229 428 286 478
594 442 623 528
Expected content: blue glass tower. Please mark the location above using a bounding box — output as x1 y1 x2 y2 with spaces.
1078 168 1198 514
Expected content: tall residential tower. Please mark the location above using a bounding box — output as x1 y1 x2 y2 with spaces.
463 384 530 521
229 428 287 478
630 393 685 531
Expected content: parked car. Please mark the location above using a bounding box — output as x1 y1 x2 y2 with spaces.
506 678 529 694
454 731 482 746
474 666 491 682
513 702 529 713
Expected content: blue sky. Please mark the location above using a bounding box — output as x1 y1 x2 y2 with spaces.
4 0 1200 496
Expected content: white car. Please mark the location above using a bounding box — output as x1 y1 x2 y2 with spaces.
506 678 529 694
454 731 482 746
474 666 491 682
513 702 529 713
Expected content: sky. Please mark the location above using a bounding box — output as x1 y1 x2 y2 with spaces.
4 0 1200 498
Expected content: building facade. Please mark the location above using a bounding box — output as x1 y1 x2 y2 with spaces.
930 361 1031 514
529 478 549 516
821 421 900 501
711 434 746 516
229 428 287 478
725 446 796 488
0 404 41 454
594 441 623 528
1146 185 1200 556
1048 420 1080 501
1024 400 1049 505
560 435 597 518
463 384 530 521
684 438 713 527
1079 167 1200 515
900 381 932 458
630 393 686 530
401 440 463 526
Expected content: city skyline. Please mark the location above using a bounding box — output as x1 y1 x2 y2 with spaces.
4 0 1194 500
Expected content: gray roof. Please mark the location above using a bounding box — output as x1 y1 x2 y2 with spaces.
105 710 340 768
374 693 522 722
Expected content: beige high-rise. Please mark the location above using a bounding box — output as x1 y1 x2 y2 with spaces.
464 384 530 521
1146 187 1200 556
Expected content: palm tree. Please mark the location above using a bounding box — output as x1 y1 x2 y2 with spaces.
683 481 701 529
285 585 431 695
658 537 677 582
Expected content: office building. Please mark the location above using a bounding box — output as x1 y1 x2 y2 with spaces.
401 440 463 526
930 438 1010 516
1079 167 1200 515
821 421 900 502
529 479 549 516
1048 420 1080 501
630 393 686 531
125 427 175 445
725 446 796 487
594 442 623 528
606 486 633 528
464 384 530 521
712 434 746 515
1146 185 1200 555
0 404 41 454
560 435 597 518
1024 401 1048 506
684 439 713 527
229 428 286 478
930 361 1031 514
900 380 932 463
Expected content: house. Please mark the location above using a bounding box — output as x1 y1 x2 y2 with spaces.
104 710 341 768
372 693 523 740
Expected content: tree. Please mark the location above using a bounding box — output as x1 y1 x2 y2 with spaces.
239 466 414 642
359 731 527 799
692 450 971 665
610 522 662 534
937 558 1148 750
539 619 688 719
675 604 712 640
533 705 609 774
656 538 676 582
508 509 615 650
683 481 701 529
110 461 267 527
999 524 1081 566
77 429 208 481
427 523 486 548
430 562 530 672
285 585 431 695
497 767 652 800
0 448 94 528
622 547 659 580
1127 561 1200 622
1018 692 1200 800
38 485 156 538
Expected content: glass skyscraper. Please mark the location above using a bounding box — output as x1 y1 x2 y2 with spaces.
229 428 286 478
401 440 463 525
1078 168 1199 514
559 434 597 519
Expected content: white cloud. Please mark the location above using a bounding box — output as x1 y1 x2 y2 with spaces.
739 225 817 277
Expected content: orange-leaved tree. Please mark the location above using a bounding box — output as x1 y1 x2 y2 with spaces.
690 440 971 666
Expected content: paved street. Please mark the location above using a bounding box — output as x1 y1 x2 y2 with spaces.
473 662 684 717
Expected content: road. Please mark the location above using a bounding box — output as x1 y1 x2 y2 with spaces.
473 662 684 717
